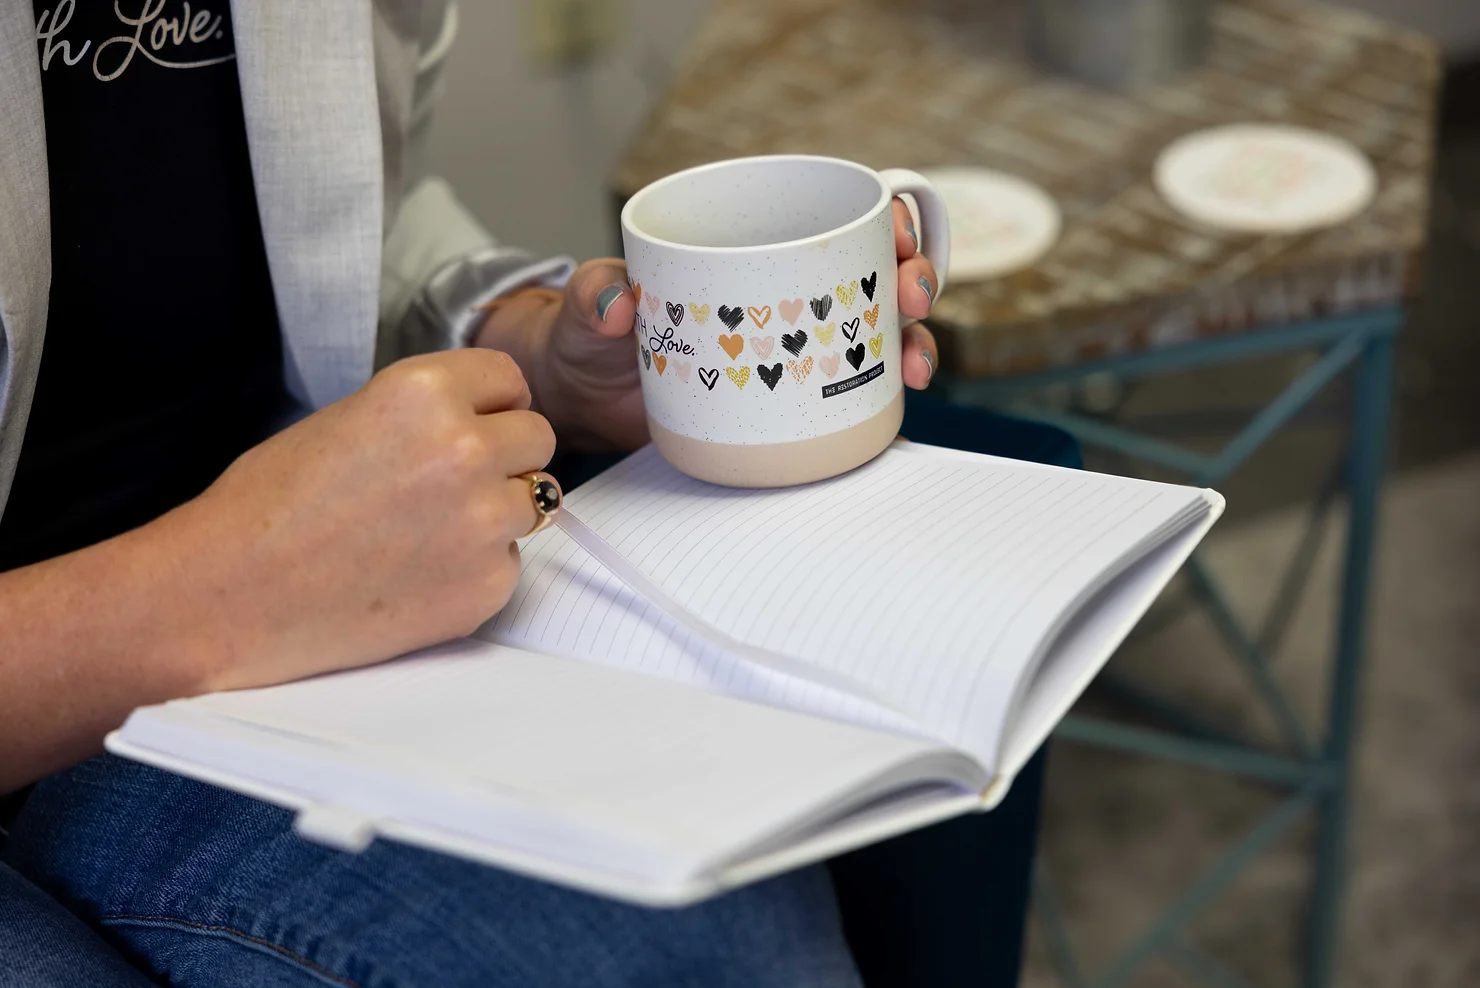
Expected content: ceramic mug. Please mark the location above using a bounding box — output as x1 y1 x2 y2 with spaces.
620 155 949 488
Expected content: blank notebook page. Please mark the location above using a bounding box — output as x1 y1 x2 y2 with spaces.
483 444 1206 763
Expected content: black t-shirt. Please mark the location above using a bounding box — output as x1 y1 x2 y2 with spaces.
0 0 293 571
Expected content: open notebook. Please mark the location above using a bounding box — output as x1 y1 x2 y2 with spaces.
108 441 1223 906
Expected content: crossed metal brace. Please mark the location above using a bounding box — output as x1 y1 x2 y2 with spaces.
944 307 1402 988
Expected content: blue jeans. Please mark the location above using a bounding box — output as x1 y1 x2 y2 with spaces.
2 395 1075 987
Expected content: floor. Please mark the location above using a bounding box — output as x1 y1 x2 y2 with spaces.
1017 61 1480 988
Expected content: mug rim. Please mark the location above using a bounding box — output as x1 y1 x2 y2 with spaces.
620 154 891 255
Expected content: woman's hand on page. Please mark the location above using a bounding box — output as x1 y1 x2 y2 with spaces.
179 349 555 692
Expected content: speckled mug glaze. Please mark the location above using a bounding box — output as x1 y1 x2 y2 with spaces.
621 155 949 487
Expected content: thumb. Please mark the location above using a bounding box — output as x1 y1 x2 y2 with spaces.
564 258 636 340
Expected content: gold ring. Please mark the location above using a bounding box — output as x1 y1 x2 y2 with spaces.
520 472 562 537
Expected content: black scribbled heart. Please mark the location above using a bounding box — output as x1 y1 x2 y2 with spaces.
841 318 861 342
641 346 652 370
718 305 745 331
698 367 719 390
781 330 808 357
809 296 832 320
861 271 877 301
845 343 865 371
757 363 783 390
666 301 684 327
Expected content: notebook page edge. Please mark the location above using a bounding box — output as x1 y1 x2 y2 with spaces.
993 504 1222 781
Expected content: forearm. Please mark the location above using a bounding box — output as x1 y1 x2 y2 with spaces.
0 506 220 792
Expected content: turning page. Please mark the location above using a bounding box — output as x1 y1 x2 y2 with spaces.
482 444 1211 765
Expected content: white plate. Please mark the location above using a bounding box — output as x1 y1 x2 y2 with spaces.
1154 124 1376 234
917 167 1061 281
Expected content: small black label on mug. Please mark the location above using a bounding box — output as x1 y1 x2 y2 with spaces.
821 362 885 399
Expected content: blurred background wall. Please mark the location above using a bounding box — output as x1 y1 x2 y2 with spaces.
426 0 1477 260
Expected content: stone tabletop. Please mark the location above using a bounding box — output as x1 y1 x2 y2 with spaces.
614 0 1441 377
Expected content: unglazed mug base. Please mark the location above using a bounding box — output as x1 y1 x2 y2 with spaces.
648 391 904 488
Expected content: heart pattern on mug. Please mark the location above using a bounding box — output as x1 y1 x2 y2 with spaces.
781 330 808 357
820 352 840 378
698 367 719 390
718 334 746 360
655 354 668 375
815 322 836 345
787 356 815 383
676 360 692 382
810 295 832 320
726 366 751 389
688 303 711 325
846 343 865 371
868 333 883 359
757 362 783 390
751 336 774 359
861 271 877 301
779 298 804 325
718 305 745 331
641 346 652 370
863 304 880 329
842 318 861 342
666 301 684 327
645 293 661 315
630 281 642 305
747 305 772 329
836 281 858 308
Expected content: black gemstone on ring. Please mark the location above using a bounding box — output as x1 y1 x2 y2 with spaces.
531 478 561 514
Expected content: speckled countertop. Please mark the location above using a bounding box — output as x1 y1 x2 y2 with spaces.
614 0 1441 377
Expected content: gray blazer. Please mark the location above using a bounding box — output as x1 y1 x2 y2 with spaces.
0 0 574 517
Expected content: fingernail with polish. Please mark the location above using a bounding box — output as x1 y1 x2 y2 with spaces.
921 349 936 383
917 276 934 307
595 284 625 322
905 218 919 250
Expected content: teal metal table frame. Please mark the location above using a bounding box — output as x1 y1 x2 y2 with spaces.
941 306 1402 988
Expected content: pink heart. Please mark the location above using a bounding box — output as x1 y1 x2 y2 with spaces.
820 352 840 378
751 336 774 359
676 361 692 382
778 298 804 325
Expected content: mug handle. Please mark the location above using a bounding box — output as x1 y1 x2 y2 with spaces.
879 169 951 299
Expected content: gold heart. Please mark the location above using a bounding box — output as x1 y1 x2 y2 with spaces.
718 334 745 360
725 366 751 389
747 305 772 329
836 281 858 308
815 322 836 345
787 356 815 384
630 281 642 304
863 304 880 329
688 303 711 325
868 333 884 359
655 354 668 375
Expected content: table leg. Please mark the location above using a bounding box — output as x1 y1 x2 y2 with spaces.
1304 326 1397 988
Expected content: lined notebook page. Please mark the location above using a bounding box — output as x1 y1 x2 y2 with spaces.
482 445 1206 765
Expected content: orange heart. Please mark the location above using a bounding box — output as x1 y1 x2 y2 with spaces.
863 304 880 329
787 355 815 383
747 305 772 329
630 281 642 304
655 354 667 375
718 334 745 360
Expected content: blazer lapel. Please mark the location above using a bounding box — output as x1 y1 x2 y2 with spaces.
231 0 383 409
0 0 51 514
